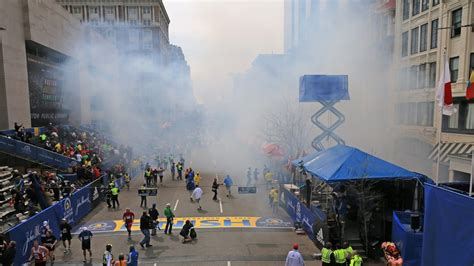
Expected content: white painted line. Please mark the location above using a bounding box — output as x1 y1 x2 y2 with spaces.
173 199 179 211
154 264 157 266
219 198 223 213
227 261 231 266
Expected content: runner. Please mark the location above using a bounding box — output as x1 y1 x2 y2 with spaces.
103 244 114 266
42 230 57 263
223 175 233 198
59 218 72 253
124 173 131 191
78 227 93 263
123 208 135 240
28 240 49 266
40 221 50 243
191 185 203 210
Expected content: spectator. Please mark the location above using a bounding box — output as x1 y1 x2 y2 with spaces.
102 244 114 266
179 220 195 243
127 246 139 266
139 211 152 249
114 253 126 266
2 241 16 266
285 243 304 266
164 203 174 235
148 204 159 236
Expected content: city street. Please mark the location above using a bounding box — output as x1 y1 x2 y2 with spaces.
55 170 321 265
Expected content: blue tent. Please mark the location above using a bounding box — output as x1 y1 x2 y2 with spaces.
302 145 427 182
291 151 320 167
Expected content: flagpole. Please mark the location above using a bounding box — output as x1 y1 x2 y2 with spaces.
435 48 447 183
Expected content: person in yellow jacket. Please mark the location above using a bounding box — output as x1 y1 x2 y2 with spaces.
349 251 363 266
343 241 354 262
265 171 273 189
333 244 347 266
194 172 201 186
321 242 334 266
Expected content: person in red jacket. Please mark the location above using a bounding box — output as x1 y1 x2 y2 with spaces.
123 208 135 240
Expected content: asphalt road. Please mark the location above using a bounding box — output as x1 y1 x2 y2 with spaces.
52 169 322 266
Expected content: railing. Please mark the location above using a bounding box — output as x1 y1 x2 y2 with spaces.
0 135 77 170
5 176 105 265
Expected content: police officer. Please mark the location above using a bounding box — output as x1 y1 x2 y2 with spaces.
333 244 347 266
349 251 363 266
321 242 334 266
111 185 120 209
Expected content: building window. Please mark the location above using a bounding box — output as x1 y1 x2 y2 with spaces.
105 19 114 25
403 0 410 20
143 7 151 14
429 62 437 88
418 64 427 88
105 7 114 14
451 8 462 38
407 103 417 125
128 6 138 15
89 6 98 14
417 102 434 126
402 31 409 57
410 65 419 89
432 0 439 6
450 57 459 83
447 104 460 128
143 19 151 26
72 7 81 14
411 27 419 55
470 53 474 72
130 20 137 25
421 0 429 12
431 19 438 49
412 0 420 16
466 103 474 129
420 24 428 52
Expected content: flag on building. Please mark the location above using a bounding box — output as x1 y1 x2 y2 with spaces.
436 60 456 116
466 70 474 100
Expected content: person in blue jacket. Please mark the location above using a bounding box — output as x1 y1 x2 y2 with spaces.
223 175 233 197
127 245 139 266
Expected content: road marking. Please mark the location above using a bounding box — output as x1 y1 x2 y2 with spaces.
154 263 157 266
227 261 231 266
219 198 223 213
174 199 179 211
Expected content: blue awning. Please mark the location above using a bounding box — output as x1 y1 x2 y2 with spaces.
291 151 320 167
300 145 427 182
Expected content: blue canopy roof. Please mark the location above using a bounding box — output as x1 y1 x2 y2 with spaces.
302 145 426 182
291 152 320 166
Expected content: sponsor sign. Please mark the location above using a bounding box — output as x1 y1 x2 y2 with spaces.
0 136 76 169
282 188 327 248
138 188 157 196
75 216 293 233
6 184 94 265
27 54 71 126
238 186 257 194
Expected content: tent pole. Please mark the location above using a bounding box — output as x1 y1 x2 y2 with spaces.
361 179 369 255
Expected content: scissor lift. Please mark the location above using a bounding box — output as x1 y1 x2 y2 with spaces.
299 75 349 151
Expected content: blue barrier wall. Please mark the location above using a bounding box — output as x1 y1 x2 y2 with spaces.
6 177 104 265
421 184 474 266
0 136 77 169
281 187 328 249
392 211 423 266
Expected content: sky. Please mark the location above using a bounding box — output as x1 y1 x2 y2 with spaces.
164 0 284 105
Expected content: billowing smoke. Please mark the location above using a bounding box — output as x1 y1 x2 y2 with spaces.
60 24 202 159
